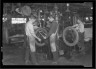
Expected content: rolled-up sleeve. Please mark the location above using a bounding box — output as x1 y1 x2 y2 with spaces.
25 21 35 37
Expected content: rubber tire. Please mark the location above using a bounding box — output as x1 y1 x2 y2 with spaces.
35 28 48 46
63 26 79 46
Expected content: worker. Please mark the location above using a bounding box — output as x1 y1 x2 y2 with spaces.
46 16 59 63
25 15 41 65
72 18 85 52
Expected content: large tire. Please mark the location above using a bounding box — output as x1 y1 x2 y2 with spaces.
63 26 79 46
35 28 48 46
3 27 9 44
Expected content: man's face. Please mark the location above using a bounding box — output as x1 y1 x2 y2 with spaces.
29 18 36 23
49 17 54 22
78 19 84 25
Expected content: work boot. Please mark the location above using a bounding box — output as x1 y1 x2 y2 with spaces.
30 52 39 65
25 60 31 65
25 46 31 65
52 51 59 64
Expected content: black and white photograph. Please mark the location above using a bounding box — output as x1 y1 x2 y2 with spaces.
1 3 93 67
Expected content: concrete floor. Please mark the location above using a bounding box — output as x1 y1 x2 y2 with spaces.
1 42 92 67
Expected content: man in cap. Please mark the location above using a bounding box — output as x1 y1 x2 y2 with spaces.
25 15 41 65
46 16 59 63
72 18 85 52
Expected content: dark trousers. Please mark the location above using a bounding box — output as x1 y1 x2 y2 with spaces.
78 32 84 51
24 36 38 64
24 35 30 61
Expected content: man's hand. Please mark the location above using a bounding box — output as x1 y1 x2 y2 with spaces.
43 36 47 39
46 34 50 39
25 60 31 65
37 38 41 42
72 24 78 28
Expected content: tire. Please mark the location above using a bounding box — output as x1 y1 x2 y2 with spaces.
63 26 79 46
35 28 48 46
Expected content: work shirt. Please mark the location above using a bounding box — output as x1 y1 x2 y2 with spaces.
78 20 84 33
25 20 35 37
73 19 84 33
47 21 58 37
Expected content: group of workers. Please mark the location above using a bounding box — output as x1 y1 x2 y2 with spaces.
24 13 85 65
3 4 85 65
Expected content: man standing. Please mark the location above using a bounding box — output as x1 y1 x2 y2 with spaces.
46 16 59 63
25 15 41 65
72 18 85 52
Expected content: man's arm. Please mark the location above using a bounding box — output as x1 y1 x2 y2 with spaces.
46 22 58 38
46 22 55 38
33 26 39 30
28 27 39 40
46 31 52 38
72 24 78 27
27 20 41 41
31 32 39 39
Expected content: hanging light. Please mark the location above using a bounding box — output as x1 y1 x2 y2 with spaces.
45 3 48 13
66 3 70 12
67 3 69 7
54 3 58 10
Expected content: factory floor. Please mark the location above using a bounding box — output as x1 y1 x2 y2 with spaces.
1 42 92 67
